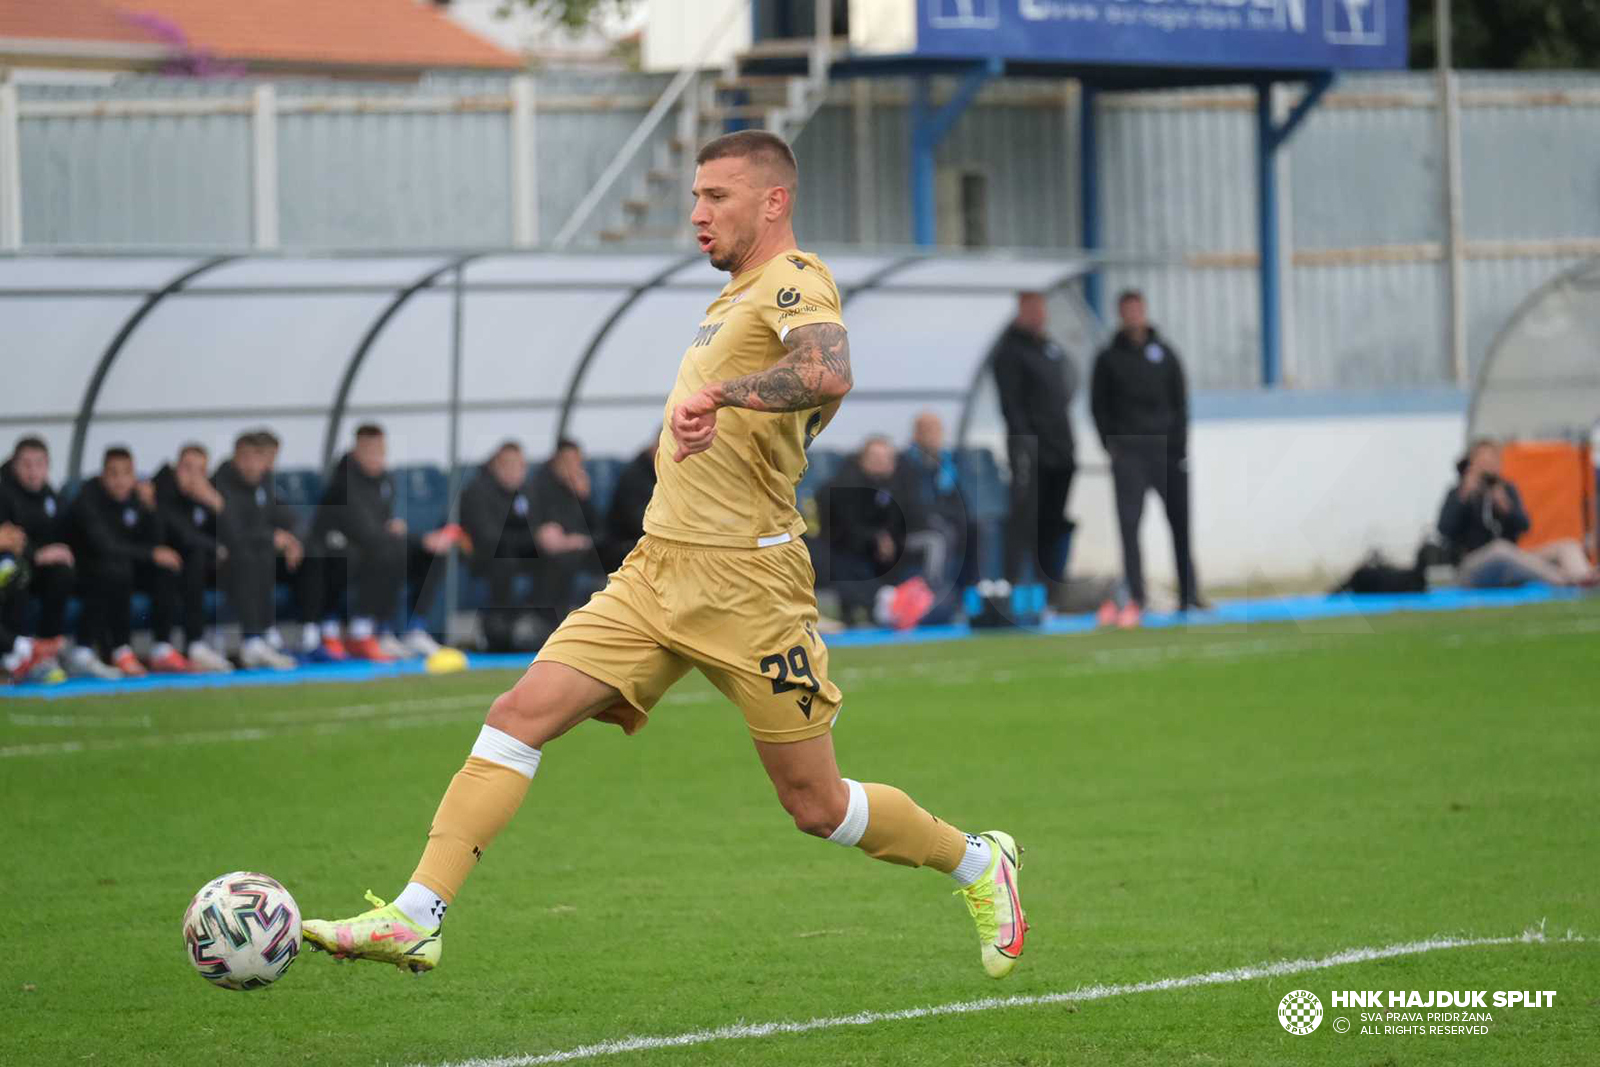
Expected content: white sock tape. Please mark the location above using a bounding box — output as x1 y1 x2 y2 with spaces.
470 724 542 779
826 778 869 847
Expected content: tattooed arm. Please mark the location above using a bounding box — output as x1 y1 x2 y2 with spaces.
716 323 853 412
670 324 853 461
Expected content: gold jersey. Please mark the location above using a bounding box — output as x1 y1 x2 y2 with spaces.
643 249 845 548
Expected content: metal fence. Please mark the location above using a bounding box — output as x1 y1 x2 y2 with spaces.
4 69 1599 390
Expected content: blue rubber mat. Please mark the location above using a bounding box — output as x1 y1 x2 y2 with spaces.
3 584 1579 701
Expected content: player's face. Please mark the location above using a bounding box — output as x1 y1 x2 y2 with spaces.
103 457 136 501
690 157 770 273
12 446 48 492
1119 296 1147 331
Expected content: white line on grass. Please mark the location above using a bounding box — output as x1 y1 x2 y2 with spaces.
413 926 1582 1067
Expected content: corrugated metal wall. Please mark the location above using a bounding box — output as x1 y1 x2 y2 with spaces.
12 70 1600 389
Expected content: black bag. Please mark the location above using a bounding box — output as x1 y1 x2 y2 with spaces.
1334 552 1426 594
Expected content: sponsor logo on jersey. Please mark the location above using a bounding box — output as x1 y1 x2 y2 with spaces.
691 321 724 348
786 255 810 271
776 287 802 309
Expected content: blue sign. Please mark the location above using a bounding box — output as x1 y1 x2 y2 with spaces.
917 0 1407 71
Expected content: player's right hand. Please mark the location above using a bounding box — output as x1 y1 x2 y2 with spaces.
671 386 720 462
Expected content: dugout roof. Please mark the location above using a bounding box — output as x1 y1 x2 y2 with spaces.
1471 257 1600 442
2 250 1096 482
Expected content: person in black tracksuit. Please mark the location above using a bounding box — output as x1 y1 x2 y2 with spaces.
153 445 222 651
459 442 542 652
68 447 183 662
601 440 657 573
818 437 926 624
0 438 75 646
212 434 291 653
991 291 1078 586
526 439 600 624
303 425 451 656
1091 289 1201 611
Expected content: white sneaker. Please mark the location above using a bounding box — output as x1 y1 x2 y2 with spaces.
240 638 297 672
66 647 123 681
377 633 414 660
401 628 443 658
186 641 235 674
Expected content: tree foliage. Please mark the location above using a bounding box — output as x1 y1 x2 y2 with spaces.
505 0 636 34
1411 0 1600 69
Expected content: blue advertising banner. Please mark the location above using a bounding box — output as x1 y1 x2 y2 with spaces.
916 0 1408 71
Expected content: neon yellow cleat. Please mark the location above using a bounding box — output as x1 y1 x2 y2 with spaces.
302 891 441 974
954 831 1028 979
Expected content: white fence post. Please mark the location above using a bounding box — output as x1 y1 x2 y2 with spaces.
510 74 539 248
0 75 22 251
252 83 280 250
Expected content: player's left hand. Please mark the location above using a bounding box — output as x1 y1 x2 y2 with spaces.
671 386 721 462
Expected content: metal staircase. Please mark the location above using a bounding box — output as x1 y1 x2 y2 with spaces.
583 14 841 245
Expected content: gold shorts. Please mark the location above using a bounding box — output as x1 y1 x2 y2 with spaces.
535 534 842 743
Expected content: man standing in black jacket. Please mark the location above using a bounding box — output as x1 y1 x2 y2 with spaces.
991 291 1077 587
151 443 234 672
459 441 541 652
0 437 75 663
1091 289 1202 623
67 446 186 678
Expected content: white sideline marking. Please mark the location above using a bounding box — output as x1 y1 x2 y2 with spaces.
414 927 1579 1067
0 698 489 759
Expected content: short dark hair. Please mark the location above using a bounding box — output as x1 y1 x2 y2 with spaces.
696 130 798 190
252 428 280 448
355 424 384 441
234 430 261 451
491 439 523 460
178 442 208 462
11 436 47 460
103 446 132 467
1116 289 1145 306
554 437 581 455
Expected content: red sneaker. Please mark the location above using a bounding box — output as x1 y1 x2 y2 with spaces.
148 647 191 673
112 648 149 677
344 636 393 663
319 636 350 661
1116 602 1143 629
1095 599 1118 627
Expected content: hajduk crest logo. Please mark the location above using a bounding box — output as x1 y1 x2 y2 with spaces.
1278 989 1324 1034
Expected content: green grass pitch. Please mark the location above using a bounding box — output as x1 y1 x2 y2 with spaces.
3 599 1597 1066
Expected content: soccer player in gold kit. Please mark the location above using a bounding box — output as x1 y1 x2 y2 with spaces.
303 131 1027 979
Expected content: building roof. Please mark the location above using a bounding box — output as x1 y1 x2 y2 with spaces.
1 0 523 74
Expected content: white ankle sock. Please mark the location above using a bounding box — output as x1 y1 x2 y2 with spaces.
300 624 321 652
394 882 448 929
151 641 175 659
348 617 375 640
241 636 269 657
265 626 284 649
950 833 993 886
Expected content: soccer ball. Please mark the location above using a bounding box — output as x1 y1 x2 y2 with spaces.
182 871 301 990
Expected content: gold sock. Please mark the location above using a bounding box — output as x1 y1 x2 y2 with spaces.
410 756 531 904
858 782 967 873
